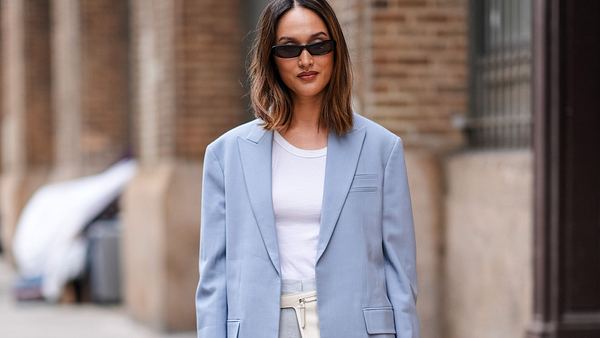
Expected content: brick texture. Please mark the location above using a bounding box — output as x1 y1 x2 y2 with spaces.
79 0 130 170
1 0 53 265
52 0 82 178
174 0 243 160
330 0 371 115
24 0 53 167
125 0 243 330
331 0 468 151
131 0 243 162
130 0 176 162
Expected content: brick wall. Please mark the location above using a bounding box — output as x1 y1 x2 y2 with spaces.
130 0 176 162
52 0 82 178
1 0 53 264
174 0 243 160
126 1 243 330
372 0 467 150
331 0 468 151
330 0 371 115
80 0 130 169
24 0 53 167
154 0 176 160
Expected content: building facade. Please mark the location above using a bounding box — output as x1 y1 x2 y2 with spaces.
1 0 598 337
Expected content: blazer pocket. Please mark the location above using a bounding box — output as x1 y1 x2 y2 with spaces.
350 173 379 193
227 319 240 338
362 307 397 334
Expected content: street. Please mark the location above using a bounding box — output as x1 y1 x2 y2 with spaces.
0 256 195 338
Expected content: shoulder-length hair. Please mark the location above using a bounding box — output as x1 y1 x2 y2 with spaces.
248 0 353 135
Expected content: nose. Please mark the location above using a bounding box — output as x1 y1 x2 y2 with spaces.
298 48 313 69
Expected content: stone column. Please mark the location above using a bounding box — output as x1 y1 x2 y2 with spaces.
1 0 53 263
51 0 130 181
123 0 243 331
51 0 82 180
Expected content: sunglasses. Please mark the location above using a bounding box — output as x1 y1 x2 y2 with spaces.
271 40 336 58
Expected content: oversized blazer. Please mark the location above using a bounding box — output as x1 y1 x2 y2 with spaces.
196 112 420 338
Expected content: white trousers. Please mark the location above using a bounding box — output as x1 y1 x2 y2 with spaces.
279 279 320 338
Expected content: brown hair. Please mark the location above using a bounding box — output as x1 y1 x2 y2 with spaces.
248 0 353 135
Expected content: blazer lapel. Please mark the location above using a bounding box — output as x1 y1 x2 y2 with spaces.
316 126 366 264
237 120 366 276
237 122 281 277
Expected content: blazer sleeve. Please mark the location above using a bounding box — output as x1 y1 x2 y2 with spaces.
196 146 227 338
382 137 421 338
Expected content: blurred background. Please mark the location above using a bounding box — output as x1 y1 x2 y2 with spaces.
0 0 598 338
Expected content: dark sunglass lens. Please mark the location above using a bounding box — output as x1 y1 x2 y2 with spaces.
274 45 301 58
272 40 335 58
307 41 334 55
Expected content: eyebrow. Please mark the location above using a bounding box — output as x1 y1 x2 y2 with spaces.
277 32 328 43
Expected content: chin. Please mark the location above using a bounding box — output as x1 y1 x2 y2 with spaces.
290 85 327 99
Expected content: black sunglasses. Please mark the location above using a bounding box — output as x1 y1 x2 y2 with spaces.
271 40 336 58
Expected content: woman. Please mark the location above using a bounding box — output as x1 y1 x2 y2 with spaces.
195 1 420 338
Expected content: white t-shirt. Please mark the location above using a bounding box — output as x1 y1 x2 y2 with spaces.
272 130 327 281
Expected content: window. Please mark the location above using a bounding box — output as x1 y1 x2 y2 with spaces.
467 0 532 148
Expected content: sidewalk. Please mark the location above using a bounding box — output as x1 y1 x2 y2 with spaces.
0 256 195 338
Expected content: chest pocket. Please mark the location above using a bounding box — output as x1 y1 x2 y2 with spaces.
350 173 379 193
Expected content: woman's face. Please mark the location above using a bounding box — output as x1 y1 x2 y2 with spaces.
273 6 334 101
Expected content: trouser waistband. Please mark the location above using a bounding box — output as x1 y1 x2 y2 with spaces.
280 289 318 333
281 278 316 294
280 290 317 308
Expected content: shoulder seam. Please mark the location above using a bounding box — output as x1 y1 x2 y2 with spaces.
206 146 224 175
383 136 401 172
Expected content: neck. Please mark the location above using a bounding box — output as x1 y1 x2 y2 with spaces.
289 93 323 130
278 93 329 149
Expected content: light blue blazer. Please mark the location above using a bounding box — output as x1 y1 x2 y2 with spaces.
196 113 420 338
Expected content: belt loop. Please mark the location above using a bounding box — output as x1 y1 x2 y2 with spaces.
298 299 306 328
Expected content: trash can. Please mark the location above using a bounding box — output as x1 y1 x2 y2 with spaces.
87 219 121 303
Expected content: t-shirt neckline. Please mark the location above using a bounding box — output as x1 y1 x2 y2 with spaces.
273 131 327 158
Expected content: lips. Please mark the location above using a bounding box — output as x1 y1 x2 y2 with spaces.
297 71 319 80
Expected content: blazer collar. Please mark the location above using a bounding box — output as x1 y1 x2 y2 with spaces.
237 119 366 276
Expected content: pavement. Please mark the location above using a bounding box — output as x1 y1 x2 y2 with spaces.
0 256 196 338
